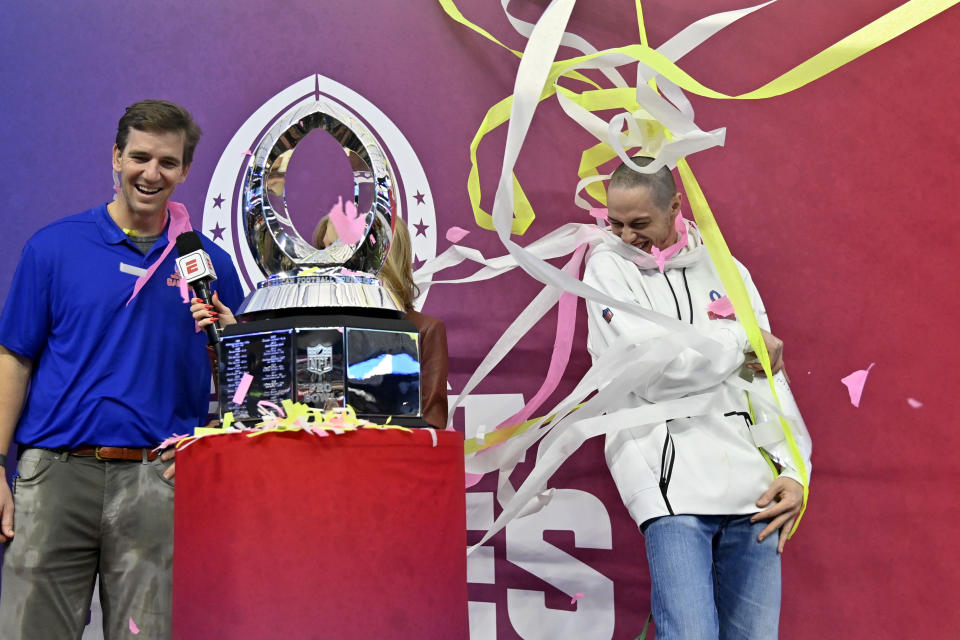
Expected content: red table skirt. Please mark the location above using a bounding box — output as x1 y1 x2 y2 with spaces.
172 428 468 639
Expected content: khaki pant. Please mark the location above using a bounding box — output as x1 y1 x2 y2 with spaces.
0 448 174 640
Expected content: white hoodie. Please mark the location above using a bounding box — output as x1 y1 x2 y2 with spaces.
583 221 812 527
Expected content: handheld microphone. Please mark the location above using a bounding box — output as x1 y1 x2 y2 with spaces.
175 231 220 346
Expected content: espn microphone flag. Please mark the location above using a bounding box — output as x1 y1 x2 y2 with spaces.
175 231 220 345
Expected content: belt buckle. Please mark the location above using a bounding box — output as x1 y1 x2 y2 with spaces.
94 447 105 461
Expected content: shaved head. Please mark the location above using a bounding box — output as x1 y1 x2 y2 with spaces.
608 156 676 211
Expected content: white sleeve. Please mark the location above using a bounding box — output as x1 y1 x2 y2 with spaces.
583 252 749 402
738 262 813 484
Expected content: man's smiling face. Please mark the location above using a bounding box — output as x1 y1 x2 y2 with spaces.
606 184 682 252
111 128 189 220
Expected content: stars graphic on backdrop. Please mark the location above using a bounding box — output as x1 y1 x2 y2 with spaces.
212 193 225 209
210 223 226 242
413 220 429 237
413 191 426 205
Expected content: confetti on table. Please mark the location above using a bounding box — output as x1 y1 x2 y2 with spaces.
232 373 254 405
129 617 140 634
445 226 470 243
707 295 735 318
840 363 875 408
907 398 923 409
571 592 585 605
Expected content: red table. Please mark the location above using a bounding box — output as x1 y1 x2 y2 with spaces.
172 428 468 639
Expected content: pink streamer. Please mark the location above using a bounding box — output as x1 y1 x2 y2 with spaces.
707 295 736 318
129 617 140 634
328 196 365 245
178 277 190 303
650 214 689 274
232 373 254 405
125 202 193 306
445 226 470 243
493 243 588 433
588 207 608 221
841 362 875 408
570 592 584 605
257 400 286 417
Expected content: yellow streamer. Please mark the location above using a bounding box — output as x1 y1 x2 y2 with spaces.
676 158 809 533
440 0 958 233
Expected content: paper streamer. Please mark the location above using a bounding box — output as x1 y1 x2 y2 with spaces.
126 202 192 306
436 0 955 540
433 0 821 540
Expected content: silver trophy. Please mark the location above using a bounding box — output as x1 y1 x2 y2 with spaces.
218 99 425 426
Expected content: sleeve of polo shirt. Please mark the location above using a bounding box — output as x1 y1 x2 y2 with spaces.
0 241 52 359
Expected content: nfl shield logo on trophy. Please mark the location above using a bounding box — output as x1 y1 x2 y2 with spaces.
306 344 333 375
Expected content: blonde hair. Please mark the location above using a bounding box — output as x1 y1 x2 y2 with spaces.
312 216 333 248
379 218 419 311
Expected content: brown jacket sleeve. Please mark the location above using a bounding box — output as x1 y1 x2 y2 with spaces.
405 310 449 429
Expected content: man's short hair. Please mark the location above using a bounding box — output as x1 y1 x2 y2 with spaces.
608 156 677 211
115 100 202 166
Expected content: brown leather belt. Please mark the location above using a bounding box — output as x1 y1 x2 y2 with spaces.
70 446 160 462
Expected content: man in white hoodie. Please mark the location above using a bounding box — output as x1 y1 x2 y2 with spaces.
583 157 811 639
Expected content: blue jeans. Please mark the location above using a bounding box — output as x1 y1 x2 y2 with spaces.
642 514 781 640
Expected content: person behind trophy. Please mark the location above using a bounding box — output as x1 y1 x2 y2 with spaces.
193 217 449 428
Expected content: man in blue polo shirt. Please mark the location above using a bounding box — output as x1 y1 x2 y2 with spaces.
0 100 243 639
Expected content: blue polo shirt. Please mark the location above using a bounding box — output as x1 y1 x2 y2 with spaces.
0 203 244 448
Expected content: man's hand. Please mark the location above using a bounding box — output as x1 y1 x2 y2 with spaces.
0 479 14 542
160 449 176 482
745 328 784 377
751 476 804 554
160 418 221 482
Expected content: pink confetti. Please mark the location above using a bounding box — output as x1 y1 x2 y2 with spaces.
232 373 254 405
154 433 188 452
327 196 366 245
840 363 875 408
465 472 485 489
369 234 376 245
129 617 140 634
907 397 923 408
588 207 608 221
113 185 122 195
570 592 584 605
707 295 736 318
445 226 470 243
243 150 253 156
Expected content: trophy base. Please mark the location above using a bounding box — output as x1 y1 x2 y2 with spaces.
218 310 426 426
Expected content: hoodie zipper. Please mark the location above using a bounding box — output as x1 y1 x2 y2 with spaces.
659 424 676 515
